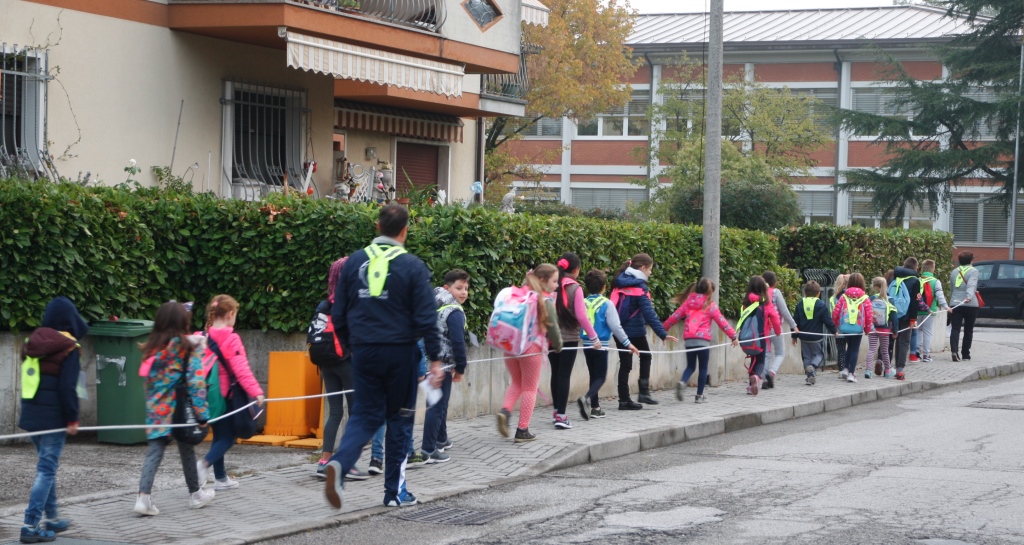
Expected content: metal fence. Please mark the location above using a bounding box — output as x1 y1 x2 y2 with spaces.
306 0 446 32
1 43 58 181
481 49 530 101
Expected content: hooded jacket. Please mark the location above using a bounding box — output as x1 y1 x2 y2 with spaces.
19 297 88 432
144 337 209 440
831 287 875 334
746 293 782 339
663 293 736 346
893 266 922 324
207 326 264 399
613 268 669 340
434 286 468 374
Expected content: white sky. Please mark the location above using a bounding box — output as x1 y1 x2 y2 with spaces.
630 0 897 14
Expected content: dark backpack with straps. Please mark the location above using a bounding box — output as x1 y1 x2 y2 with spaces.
207 337 258 440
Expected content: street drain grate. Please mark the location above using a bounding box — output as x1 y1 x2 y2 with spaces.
397 506 507 525
969 394 1024 410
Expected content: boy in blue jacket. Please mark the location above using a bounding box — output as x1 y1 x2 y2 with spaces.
793 282 836 385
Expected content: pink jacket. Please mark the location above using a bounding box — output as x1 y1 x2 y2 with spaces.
831 287 875 334
748 293 782 338
663 293 736 342
206 327 264 398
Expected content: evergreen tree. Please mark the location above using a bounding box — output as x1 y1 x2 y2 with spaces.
838 0 1021 219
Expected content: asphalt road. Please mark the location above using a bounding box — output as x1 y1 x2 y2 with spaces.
271 371 1024 545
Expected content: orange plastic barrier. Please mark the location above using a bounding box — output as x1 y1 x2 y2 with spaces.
262 352 321 437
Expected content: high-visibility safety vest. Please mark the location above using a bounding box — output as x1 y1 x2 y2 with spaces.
801 297 819 320
955 265 975 288
364 244 408 297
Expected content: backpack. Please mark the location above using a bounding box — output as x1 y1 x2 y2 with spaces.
487 286 540 356
921 277 936 312
870 297 889 329
306 300 344 362
201 338 226 420
839 294 868 334
736 302 766 356
581 295 612 343
609 286 648 323
887 277 911 320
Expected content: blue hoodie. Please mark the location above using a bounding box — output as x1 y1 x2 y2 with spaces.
19 297 89 432
613 269 669 340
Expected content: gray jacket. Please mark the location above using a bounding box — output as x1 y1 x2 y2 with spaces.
772 288 797 329
948 266 979 308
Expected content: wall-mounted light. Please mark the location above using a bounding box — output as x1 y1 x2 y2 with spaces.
365 147 377 160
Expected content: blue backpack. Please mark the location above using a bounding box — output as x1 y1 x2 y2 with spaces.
887 277 911 320
838 294 868 334
736 302 766 356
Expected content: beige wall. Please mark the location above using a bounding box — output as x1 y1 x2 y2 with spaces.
440 0 521 57
1 0 335 194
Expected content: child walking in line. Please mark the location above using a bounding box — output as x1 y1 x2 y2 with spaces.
309 258 368 479
663 278 737 404
763 271 798 389
741 276 781 396
496 265 562 443
793 282 836 385
577 269 638 420
135 302 213 516
197 295 265 490
829 274 849 374
419 269 470 463
868 277 898 379
832 273 874 383
548 252 601 430
915 259 950 362
611 253 678 410
18 297 87 543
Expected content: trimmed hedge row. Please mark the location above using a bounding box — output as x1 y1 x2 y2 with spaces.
1 180 797 333
776 224 955 285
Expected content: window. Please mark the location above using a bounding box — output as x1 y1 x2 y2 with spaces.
790 88 838 131
516 185 560 202
1 45 51 179
797 191 834 224
523 117 562 138
849 192 934 229
225 82 309 199
951 195 1023 244
975 264 995 281
576 90 650 137
997 264 1024 280
851 88 915 136
463 0 502 29
572 188 648 211
965 88 1000 141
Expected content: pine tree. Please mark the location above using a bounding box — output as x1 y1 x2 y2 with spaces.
838 0 1020 219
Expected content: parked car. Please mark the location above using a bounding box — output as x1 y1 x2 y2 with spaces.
971 260 1024 320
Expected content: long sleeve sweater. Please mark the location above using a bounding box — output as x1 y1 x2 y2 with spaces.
772 288 797 329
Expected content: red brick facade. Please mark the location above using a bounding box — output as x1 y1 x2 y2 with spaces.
571 141 647 166
754 63 837 82
851 61 942 82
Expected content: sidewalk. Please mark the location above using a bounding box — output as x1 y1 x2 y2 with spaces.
2 334 1022 545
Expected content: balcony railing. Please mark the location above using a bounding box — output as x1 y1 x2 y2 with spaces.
481 52 529 101
304 0 446 32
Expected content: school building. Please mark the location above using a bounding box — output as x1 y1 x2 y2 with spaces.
1 0 546 202
509 5 1020 261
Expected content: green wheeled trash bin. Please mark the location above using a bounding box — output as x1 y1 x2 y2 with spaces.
91 320 154 444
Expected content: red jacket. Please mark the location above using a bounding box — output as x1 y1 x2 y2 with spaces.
748 293 782 338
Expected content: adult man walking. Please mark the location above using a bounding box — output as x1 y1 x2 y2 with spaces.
324 203 443 509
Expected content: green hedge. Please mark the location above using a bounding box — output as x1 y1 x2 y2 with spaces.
1 179 794 333
776 224 955 284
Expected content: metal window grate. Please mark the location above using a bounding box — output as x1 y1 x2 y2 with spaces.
397 505 508 525
0 43 57 181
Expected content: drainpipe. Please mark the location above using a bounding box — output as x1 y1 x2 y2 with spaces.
644 53 656 195
833 48 844 222
476 116 485 200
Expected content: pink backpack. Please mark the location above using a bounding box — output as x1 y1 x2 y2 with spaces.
487 286 540 355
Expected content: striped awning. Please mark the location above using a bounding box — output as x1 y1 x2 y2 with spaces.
284 30 464 98
336 101 464 143
522 0 549 27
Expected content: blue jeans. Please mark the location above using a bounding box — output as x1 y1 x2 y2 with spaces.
845 335 864 374
330 344 419 499
205 418 236 480
421 370 452 454
371 422 414 460
24 432 66 527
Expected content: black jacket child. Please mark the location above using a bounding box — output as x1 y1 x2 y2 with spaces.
19 297 88 432
794 297 836 342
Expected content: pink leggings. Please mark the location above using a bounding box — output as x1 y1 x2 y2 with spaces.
503 346 545 430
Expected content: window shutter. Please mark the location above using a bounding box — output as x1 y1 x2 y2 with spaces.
572 188 648 211
849 193 876 219
626 90 650 117
395 142 439 195
538 117 563 137
798 191 834 217
981 199 1008 243
951 198 979 243
1015 198 1024 245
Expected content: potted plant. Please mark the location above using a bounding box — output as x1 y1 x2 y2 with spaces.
397 167 436 206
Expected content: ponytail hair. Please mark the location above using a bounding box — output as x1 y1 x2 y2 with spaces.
554 252 582 328
671 282 697 307
746 275 769 304
526 263 557 327
613 253 654 285
326 256 348 300
205 294 240 331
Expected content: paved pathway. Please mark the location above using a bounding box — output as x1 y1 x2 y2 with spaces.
1 337 1022 545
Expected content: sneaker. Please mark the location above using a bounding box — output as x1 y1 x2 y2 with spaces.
425 450 451 464
839 369 849 380
189 488 215 509
514 428 537 443
324 460 344 509
438 439 454 452
42 519 70 534
748 375 760 396
196 460 210 487
315 460 329 479
590 408 607 419
964 354 972 361
496 408 511 438
214 476 240 490
884 369 896 378
368 458 384 475
864 370 872 379
922 355 933 362
895 371 906 381
133 494 159 516
764 372 775 389
805 377 814 386
804 365 816 386
847 375 858 383
676 380 686 401
909 354 920 362
694 395 708 404
344 466 370 481
874 361 883 376
384 491 417 507
552 409 558 423
952 352 961 362
553 415 572 429
406 452 429 467
618 400 643 410
19 524 55 543
576 396 590 421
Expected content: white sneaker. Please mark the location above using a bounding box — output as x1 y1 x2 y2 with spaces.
839 369 849 380
214 476 240 490
189 488 215 509
847 375 858 383
196 461 211 486
133 494 159 516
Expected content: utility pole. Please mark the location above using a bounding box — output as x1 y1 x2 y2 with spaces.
1011 33 1023 260
702 0 724 299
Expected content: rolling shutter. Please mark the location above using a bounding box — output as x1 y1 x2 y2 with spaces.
951 198 979 243
798 191 834 217
572 188 648 211
395 142 439 195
